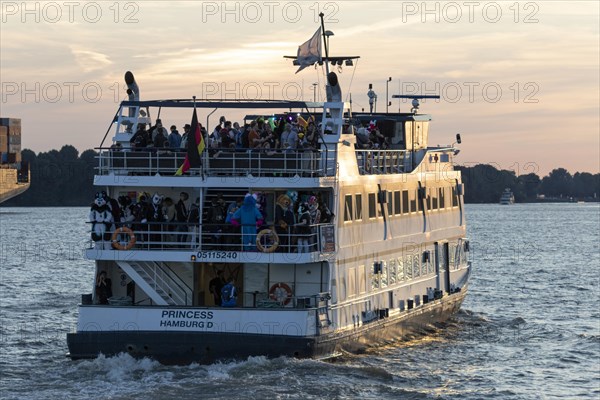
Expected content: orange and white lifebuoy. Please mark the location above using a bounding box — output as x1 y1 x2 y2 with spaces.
111 227 136 250
269 282 292 305
256 229 279 253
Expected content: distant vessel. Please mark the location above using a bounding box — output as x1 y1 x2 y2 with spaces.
499 188 515 205
67 17 471 364
0 118 29 204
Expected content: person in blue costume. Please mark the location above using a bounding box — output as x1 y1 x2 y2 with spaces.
231 194 264 251
220 277 237 307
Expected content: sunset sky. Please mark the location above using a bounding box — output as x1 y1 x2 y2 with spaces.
1 1 598 176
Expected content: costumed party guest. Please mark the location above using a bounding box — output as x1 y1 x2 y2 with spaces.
95 271 113 304
175 192 189 244
89 192 114 248
225 197 243 248
295 202 311 253
118 195 135 227
275 194 294 252
220 277 237 308
231 194 263 251
188 197 201 247
147 193 166 247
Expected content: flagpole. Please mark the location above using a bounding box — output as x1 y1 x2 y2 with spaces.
319 12 330 76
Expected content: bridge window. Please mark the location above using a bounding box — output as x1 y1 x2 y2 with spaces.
410 191 417 213
344 195 353 222
402 190 409 214
355 194 363 220
394 191 401 215
439 187 446 209
368 193 377 218
387 191 393 216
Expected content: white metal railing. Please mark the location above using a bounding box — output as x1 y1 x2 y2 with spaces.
96 146 338 177
131 261 191 306
90 222 335 254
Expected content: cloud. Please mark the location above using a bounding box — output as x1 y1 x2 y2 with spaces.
70 48 113 72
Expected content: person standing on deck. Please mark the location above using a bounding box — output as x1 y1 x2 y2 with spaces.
231 194 263 251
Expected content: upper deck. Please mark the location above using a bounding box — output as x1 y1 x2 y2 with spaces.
96 99 458 187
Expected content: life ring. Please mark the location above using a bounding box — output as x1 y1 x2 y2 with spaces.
111 227 136 250
269 282 292 305
256 229 279 253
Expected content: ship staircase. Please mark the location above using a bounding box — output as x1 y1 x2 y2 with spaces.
117 261 192 306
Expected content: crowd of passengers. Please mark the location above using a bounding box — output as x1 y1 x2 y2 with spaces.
121 115 389 153
125 115 323 154
107 190 334 253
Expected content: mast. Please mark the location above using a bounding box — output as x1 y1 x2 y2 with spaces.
319 13 330 77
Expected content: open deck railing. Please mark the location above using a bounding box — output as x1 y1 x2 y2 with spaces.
96 146 337 178
88 221 335 254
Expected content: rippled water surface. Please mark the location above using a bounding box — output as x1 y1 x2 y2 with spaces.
1 204 599 399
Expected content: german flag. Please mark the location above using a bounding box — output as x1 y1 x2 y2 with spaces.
175 107 205 175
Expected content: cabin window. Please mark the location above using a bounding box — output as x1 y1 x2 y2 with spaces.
370 262 380 290
413 254 421 278
344 195 353 222
402 190 409 214
396 258 404 281
426 190 432 210
348 267 356 298
368 193 377 218
394 191 401 215
404 255 413 279
387 191 393 216
355 194 362 220
439 187 446 209
380 261 388 288
388 259 396 285
431 188 438 210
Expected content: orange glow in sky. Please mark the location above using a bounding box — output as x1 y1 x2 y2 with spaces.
1 1 598 175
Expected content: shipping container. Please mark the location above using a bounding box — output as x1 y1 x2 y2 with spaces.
0 126 7 154
7 153 21 163
0 118 21 127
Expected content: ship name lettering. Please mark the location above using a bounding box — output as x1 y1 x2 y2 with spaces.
159 320 214 329
161 310 214 319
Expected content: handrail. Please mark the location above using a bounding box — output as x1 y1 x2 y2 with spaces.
99 111 120 149
89 221 335 254
146 261 187 305
152 261 189 305
94 146 337 177
163 262 193 296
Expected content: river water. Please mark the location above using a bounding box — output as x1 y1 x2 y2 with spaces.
0 204 598 399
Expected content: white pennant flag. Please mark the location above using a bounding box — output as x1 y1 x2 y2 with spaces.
295 27 322 73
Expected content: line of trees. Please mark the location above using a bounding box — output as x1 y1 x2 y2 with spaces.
456 165 599 203
2 146 599 207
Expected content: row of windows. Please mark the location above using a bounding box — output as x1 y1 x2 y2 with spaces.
338 241 470 301
344 186 460 222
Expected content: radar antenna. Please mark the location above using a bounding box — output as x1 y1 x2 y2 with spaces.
392 95 440 114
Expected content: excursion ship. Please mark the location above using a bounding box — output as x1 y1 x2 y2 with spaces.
499 188 515 205
67 20 471 364
0 118 29 204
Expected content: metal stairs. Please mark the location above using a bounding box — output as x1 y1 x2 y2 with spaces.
117 260 192 306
